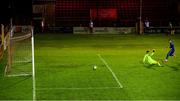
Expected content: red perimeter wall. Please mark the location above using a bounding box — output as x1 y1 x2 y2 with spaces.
55 0 177 27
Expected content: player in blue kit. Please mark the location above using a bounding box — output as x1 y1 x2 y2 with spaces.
165 40 175 62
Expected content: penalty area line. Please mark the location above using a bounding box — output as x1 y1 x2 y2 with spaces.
97 54 123 88
36 87 121 91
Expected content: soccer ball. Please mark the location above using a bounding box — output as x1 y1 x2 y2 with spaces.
93 65 97 70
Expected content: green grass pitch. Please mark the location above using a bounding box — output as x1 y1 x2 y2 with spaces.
0 34 180 100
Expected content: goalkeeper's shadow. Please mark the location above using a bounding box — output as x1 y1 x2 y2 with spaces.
144 65 158 70
139 61 157 70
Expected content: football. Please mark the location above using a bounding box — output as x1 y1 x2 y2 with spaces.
93 65 97 70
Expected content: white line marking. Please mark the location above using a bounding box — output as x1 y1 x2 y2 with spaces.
37 87 121 91
14 59 32 63
97 54 123 88
6 73 32 77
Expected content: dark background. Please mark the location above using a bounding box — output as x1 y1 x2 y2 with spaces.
0 0 32 25
0 0 180 27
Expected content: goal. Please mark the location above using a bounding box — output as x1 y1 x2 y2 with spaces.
5 25 35 77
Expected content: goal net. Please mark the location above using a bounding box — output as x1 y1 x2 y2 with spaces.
5 25 34 77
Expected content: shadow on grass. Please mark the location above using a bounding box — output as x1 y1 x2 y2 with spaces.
166 65 179 71
139 61 157 70
144 65 157 70
176 63 180 67
0 76 31 91
164 62 180 71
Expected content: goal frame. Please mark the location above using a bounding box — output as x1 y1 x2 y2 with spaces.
4 26 34 76
4 25 36 100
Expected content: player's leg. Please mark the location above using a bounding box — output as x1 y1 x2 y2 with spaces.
165 54 169 62
157 61 162 67
152 60 162 67
165 50 172 62
154 61 162 67
170 50 176 61
150 59 162 67
170 29 174 35
90 27 93 33
173 52 176 58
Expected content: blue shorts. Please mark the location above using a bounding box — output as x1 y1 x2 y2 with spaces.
168 49 175 56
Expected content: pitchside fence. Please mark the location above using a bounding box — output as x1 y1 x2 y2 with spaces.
44 26 180 34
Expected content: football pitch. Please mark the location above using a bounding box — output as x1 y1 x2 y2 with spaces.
0 33 180 100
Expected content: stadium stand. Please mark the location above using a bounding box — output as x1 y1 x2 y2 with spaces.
55 0 171 27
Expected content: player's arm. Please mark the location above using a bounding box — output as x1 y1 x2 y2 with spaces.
143 55 147 63
150 49 155 56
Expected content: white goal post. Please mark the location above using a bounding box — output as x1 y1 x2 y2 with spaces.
4 25 35 78
3 25 36 100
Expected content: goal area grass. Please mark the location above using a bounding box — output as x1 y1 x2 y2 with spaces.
0 33 180 100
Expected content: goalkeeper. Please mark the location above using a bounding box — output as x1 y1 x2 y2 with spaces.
143 49 162 66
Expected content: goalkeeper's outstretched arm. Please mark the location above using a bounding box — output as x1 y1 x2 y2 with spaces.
143 50 150 64
143 55 147 63
150 49 155 56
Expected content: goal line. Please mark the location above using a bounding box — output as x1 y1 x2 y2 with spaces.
6 73 32 77
37 86 121 91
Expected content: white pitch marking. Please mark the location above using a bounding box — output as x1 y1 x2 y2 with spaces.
6 74 32 77
37 87 121 91
97 54 123 88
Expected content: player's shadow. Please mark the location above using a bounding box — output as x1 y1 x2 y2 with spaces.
177 63 180 66
140 61 157 70
167 65 179 71
144 65 158 70
165 63 179 71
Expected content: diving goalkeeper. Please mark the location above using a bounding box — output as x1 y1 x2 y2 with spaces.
143 50 162 66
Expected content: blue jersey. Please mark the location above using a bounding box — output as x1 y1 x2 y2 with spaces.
170 42 175 51
166 41 175 58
